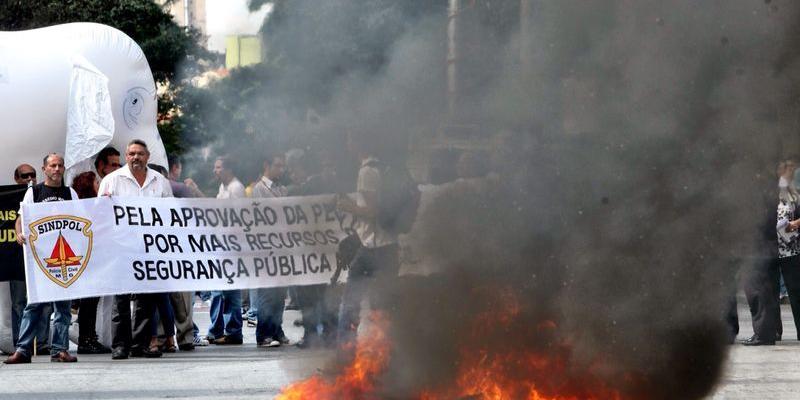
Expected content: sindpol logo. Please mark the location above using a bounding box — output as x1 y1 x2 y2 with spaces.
28 216 93 288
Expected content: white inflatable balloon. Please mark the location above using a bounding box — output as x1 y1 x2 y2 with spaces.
0 23 169 353
0 22 168 184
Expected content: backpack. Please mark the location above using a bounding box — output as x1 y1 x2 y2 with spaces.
366 161 420 235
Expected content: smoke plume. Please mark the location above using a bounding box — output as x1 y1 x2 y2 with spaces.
190 0 800 398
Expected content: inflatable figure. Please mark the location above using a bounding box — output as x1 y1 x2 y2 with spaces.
0 22 168 183
0 23 168 353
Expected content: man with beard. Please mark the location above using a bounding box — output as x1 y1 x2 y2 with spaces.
94 146 121 179
99 140 173 359
251 154 289 347
206 156 245 345
5 154 79 363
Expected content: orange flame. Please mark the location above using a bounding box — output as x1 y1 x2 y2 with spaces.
276 311 392 400
278 289 625 400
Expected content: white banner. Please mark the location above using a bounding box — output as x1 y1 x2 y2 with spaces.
21 194 358 303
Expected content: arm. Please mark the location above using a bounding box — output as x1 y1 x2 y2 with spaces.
337 191 377 218
184 178 205 197
15 188 33 245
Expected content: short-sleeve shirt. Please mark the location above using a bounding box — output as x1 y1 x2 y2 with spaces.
98 166 173 198
354 157 396 248
217 178 246 199
19 185 79 216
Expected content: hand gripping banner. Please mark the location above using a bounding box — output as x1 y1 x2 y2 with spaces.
21 194 358 303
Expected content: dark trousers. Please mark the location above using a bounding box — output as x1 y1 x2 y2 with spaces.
297 284 340 344
78 297 100 341
779 254 800 340
111 293 158 352
337 244 399 346
744 256 781 341
255 288 287 342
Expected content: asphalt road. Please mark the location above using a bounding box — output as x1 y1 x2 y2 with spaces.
0 302 795 399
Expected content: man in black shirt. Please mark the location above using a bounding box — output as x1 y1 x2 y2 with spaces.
5 153 79 363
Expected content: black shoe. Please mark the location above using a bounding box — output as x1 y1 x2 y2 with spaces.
741 335 775 346
111 348 129 360
78 337 112 354
178 343 195 351
130 347 162 358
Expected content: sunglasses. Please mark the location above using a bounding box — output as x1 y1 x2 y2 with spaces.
19 172 36 179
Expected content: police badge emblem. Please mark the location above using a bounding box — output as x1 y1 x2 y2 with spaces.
28 215 93 288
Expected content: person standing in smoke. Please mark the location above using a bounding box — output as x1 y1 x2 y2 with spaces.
251 154 290 347
207 156 245 345
775 160 800 339
5 153 79 364
741 162 784 346
287 150 344 348
335 130 400 347
99 140 174 359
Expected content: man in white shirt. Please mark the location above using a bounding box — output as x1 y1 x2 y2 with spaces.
206 156 244 345
98 140 173 359
335 133 400 348
251 154 289 347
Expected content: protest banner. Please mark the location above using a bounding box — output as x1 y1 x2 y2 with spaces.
0 184 27 282
21 194 358 303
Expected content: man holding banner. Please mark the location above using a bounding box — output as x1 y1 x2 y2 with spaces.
5 153 79 364
98 139 173 360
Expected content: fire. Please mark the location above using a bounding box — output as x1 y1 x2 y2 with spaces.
276 311 392 400
418 289 624 400
278 289 625 400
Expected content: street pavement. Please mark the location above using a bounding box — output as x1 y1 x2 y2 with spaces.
0 301 796 399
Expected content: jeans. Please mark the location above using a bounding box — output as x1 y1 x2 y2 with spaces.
10 280 51 349
16 300 71 357
247 289 261 319
207 290 242 340
337 244 399 345
151 293 176 337
255 288 286 342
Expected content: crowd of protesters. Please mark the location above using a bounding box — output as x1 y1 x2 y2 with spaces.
1 128 441 363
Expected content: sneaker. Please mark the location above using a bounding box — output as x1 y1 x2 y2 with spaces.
257 338 281 348
193 336 209 347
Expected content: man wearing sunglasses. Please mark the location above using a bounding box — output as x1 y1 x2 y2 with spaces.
8 163 51 356
13 164 36 186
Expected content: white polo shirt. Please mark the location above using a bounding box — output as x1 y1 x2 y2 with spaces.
217 177 245 199
98 165 173 198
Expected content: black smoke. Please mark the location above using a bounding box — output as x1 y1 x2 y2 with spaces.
197 0 800 398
